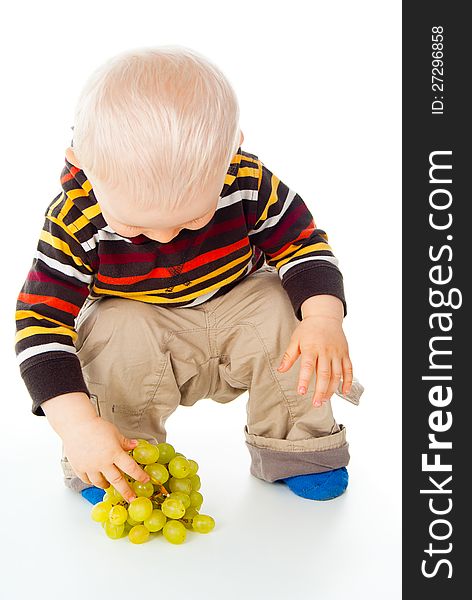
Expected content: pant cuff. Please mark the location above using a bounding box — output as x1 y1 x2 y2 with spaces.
244 425 350 482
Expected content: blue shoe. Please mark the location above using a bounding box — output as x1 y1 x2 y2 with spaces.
81 486 106 505
279 467 348 500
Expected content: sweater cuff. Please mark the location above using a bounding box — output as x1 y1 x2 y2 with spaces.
21 355 90 417
282 263 347 321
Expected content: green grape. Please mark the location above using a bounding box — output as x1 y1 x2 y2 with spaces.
169 492 191 509
108 505 128 526
126 516 141 527
128 497 153 522
103 520 125 539
168 456 191 478
144 463 169 484
189 490 203 509
156 443 176 464
175 452 186 458
169 477 192 495
192 514 215 534
132 480 154 498
132 443 160 465
168 456 190 479
128 524 150 544
105 486 124 503
189 475 201 491
187 460 199 477
123 522 132 535
185 507 199 519
161 498 186 519
162 520 187 544
182 507 199 529
103 491 120 505
91 500 113 523
143 509 167 532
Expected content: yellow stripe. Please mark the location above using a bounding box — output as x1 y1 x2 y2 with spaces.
93 249 254 303
40 228 93 272
273 242 303 261
15 325 77 344
239 155 259 168
69 214 91 232
47 192 65 217
15 310 75 330
258 173 280 222
257 160 263 190
53 190 99 234
68 202 101 233
273 243 332 269
59 195 79 219
82 203 102 221
66 188 89 201
271 237 331 261
224 171 237 187
238 165 258 178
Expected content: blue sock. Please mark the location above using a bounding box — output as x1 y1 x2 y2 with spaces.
81 486 106 505
279 467 348 500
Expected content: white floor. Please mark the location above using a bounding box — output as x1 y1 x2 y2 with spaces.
2 373 401 600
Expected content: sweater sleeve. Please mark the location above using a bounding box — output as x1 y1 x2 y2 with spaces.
248 160 346 321
14 193 95 416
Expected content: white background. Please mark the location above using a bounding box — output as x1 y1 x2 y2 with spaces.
1 1 401 598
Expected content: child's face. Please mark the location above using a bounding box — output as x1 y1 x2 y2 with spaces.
92 175 224 243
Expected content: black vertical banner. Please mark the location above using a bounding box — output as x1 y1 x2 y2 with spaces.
403 2 468 596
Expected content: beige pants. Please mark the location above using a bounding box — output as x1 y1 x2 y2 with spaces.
61 266 363 492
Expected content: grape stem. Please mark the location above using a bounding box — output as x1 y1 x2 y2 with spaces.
156 483 170 496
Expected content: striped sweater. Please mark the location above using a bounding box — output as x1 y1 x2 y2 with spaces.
15 147 346 416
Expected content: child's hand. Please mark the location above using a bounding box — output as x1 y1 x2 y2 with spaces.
277 314 353 408
62 416 152 502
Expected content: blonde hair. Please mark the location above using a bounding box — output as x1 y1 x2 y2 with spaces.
71 45 240 211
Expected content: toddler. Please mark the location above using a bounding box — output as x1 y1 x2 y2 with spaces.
14 46 363 506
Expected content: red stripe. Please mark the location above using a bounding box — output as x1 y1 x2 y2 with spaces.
27 271 90 297
268 219 316 259
99 214 246 264
60 172 75 184
260 202 312 251
18 293 81 317
97 238 250 285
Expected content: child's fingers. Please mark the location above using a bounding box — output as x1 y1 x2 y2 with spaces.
102 464 138 503
297 351 317 395
342 356 354 395
325 357 343 401
278 338 300 372
79 472 93 486
88 471 109 490
117 452 152 486
312 356 331 407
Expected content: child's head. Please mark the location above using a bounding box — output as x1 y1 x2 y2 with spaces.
66 45 242 242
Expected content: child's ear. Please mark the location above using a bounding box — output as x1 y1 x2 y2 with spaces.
65 146 81 168
239 130 244 146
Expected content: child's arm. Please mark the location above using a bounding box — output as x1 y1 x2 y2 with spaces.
15 190 152 498
15 191 94 417
249 158 353 405
42 392 151 503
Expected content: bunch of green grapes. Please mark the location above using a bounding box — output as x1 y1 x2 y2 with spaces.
90 439 215 544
